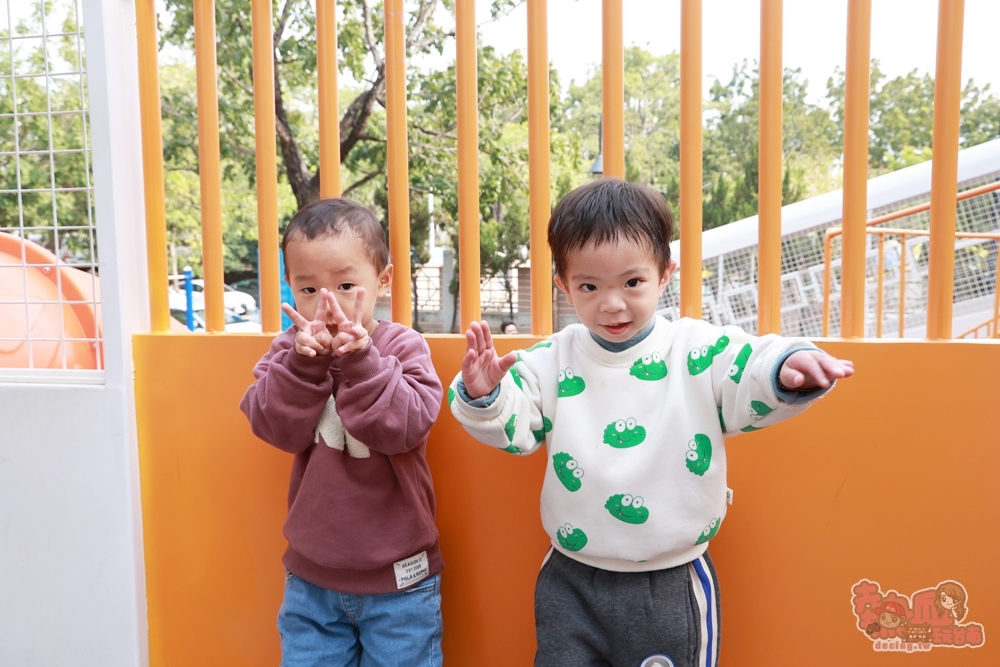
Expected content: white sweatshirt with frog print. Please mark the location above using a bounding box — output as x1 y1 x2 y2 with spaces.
450 316 832 572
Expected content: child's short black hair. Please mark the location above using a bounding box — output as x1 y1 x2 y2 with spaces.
547 178 674 278
281 198 389 275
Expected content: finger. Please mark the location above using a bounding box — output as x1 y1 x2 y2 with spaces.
327 292 349 326
798 354 830 388
497 351 519 374
816 354 849 380
281 302 310 329
480 320 495 352
465 327 479 353
469 320 486 356
352 288 365 327
314 289 330 324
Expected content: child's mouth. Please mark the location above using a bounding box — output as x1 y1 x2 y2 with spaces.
604 322 630 336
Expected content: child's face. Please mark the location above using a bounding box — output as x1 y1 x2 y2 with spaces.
554 238 675 343
284 231 392 333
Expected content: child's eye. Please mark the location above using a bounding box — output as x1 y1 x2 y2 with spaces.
301 287 316 295
338 283 354 291
580 283 597 292
625 278 641 288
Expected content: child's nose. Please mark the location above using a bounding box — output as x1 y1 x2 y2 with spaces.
600 293 626 312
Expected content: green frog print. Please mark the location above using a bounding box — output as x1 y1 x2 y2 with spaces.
687 334 730 375
630 351 667 381
749 400 774 420
533 416 553 443
728 343 752 384
501 414 519 453
553 452 584 492
603 418 646 448
558 368 586 397
605 493 649 524
695 517 722 545
556 523 588 551
685 433 712 476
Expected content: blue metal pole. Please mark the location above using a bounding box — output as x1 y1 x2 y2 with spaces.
183 265 195 331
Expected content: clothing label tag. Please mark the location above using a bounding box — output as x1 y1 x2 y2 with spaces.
394 551 430 589
726 487 734 505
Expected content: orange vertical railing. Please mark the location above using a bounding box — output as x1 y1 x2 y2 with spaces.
601 0 624 179
820 182 1000 338
679 0 702 319
527 0 552 335
456 0 481 331
926 0 966 339
839 0 871 338
317 0 342 198
384 0 412 326
193 0 226 332
135 0 170 332
251 0 281 333
757 0 783 334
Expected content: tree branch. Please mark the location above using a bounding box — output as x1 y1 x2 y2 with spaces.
343 167 385 196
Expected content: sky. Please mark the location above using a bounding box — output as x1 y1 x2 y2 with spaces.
462 0 1000 104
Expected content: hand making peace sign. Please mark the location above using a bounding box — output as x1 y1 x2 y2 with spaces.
324 287 370 357
281 287 371 358
281 288 337 357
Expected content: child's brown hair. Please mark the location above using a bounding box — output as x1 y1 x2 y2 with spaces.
547 178 674 279
281 198 389 275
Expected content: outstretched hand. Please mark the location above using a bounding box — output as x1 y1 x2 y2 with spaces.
779 349 854 390
324 288 370 356
281 290 336 357
462 320 518 399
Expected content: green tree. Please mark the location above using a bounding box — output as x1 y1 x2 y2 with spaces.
703 60 837 230
826 60 1000 174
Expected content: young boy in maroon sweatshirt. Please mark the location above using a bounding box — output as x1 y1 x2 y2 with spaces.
240 198 445 667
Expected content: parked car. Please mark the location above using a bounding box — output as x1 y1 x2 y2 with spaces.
168 276 258 314
169 307 262 333
228 278 260 307
168 290 261 333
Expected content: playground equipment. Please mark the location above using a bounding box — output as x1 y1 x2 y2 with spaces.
127 1 1000 665
0 232 102 370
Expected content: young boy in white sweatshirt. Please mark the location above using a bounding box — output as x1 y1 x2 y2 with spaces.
449 178 853 667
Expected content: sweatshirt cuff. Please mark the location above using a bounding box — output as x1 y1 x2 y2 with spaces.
457 379 500 407
334 338 381 380
284 346 336 383
772 346 834 404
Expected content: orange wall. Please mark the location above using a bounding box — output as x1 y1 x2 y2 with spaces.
134 333 1000 666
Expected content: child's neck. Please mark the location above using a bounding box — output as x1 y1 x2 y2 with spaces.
588 318 656 352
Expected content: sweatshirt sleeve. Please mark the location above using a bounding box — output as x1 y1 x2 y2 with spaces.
239 328 337 454
331 327 443 456
449 344 551 457
709 325 828 435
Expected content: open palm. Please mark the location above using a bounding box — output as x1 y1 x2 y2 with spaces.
462 320 518 398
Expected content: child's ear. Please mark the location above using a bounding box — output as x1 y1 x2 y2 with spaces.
553 274 573 305
376 263 393 298
660 260 678 289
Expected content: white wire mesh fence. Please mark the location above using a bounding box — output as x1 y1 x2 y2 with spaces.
0 0 100 370
656 171 1000 338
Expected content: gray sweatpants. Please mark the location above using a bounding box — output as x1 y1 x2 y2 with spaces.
534 549 721 667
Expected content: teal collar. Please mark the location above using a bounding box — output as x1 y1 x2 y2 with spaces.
588 318 656 352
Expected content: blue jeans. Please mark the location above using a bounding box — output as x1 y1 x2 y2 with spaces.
278 571 443 667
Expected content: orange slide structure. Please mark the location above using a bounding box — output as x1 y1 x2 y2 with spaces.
0 231 102 370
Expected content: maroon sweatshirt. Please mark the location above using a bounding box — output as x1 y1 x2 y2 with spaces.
240 321 443 594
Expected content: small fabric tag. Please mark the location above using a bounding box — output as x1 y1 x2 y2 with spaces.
726 487 734 505
394 551 430 589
